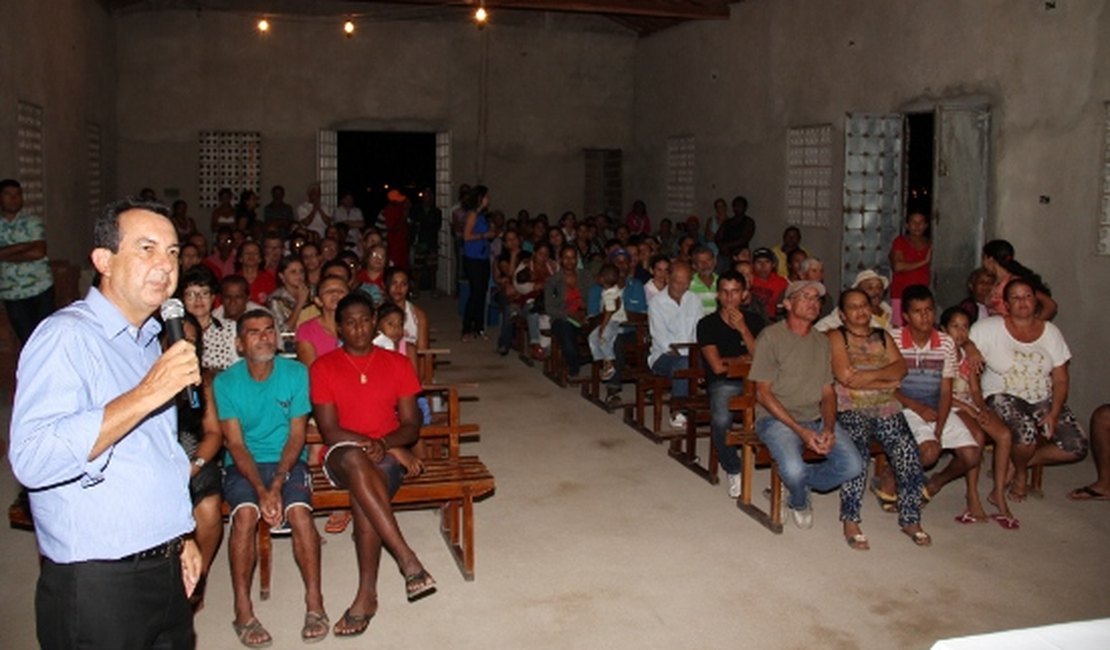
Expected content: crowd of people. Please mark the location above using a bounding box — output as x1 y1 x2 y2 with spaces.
461 189 1101 552
3 178 1108 647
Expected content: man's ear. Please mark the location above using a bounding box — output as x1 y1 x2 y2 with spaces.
90 248 112 276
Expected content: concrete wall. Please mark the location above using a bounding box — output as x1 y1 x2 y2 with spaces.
632 0 1110 418
113 9 635 228
0 0 116 265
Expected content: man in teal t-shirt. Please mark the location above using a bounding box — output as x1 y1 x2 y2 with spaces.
214 309 328 645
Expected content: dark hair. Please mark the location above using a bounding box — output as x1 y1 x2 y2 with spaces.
376 301 404 324
982 239 1050 295
1002 276 1037 302
838 288 869 312
171 199 186 211
321 259 351 280
218 188 233 199
649 254 670 269
691 245 714 259
597 263 619 285
461 185 489 212
236 308 273 334
384 266 410 289
783 225 801 237
940 306 968 329
559 244 577 258
220 273 249 293
717 269 747 290
94 197 171 253
336 291 374 322
900 284 934 314
180 265 219 294
0 179 22 192
731 195 748 211
276 255 303 276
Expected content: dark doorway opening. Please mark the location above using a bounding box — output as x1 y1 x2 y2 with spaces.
904 112 935 219
337 131 436 220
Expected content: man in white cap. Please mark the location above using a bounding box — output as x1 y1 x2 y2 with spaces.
815 269 893 332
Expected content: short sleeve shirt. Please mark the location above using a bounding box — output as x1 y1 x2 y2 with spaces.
0 212 53 300
214 356 311 465
310 347 422 439
748 321 832 422
970 316 1071 403
697 309 766 383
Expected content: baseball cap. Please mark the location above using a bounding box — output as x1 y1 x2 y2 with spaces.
783 280 827 299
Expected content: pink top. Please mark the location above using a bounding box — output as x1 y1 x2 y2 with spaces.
890 235 931 300
295 317 340 358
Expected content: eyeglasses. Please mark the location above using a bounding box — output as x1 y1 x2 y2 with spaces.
183 289 212 300
370 252 385 259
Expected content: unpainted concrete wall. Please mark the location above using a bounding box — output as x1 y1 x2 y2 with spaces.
0 0 116 266
113 9 635 228
632 0 1110 419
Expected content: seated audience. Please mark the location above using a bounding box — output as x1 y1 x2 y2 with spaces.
830 289 929 549
644 254 670 303
586 248 647 404
771 226 808 279
887 286 982 523
749 280 864 529
647 261 702 429
749 247 788 320
544 245 592 378
815 269 892 333
181 267 239 371
956 267 994 325
268 256 311 353
981 239 1057 320
310 293 436 637
690 245 719 315
971 278 1086 501
216 310 327 646
697 270 764 497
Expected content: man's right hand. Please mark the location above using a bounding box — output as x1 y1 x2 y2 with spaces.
259 486 283 528
139 340 199 406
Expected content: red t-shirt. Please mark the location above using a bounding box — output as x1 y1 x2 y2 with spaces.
310 347 422 439
890 235 931 300
750 273 789 319
249 270 277 304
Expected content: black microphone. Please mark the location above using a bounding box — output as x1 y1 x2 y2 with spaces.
160 298 201 410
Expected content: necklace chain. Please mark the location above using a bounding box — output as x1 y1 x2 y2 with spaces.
343 349 373 384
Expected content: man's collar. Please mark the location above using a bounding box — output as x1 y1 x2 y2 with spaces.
899 326 941 349
86 286 162 343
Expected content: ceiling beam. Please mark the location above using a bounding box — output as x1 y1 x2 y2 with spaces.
355 1 731 21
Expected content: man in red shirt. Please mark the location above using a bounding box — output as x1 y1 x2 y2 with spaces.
749 247 789 320
309 293 435 637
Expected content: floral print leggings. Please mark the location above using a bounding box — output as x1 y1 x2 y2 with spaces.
838 410 926 528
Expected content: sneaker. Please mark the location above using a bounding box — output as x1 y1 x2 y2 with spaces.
600 362 616 381
789 503 814 530
604 389 623 409
669 412 687 429
727 473 742 499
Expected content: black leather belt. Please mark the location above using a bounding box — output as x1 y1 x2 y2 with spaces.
117 536 185 562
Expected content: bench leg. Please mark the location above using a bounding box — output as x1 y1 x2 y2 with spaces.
438 495 476 581
258 525 272 601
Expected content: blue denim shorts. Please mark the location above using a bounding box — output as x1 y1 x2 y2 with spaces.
223 461 312 516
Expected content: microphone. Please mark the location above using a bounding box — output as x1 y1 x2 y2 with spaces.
160 298 201 410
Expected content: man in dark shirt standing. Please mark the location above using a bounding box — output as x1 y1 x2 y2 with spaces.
714 195 756 272
697 270 765 497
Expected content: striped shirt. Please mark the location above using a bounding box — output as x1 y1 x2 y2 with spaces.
892 327 956 410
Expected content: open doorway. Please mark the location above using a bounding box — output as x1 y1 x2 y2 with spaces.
904 112 934 217
337 131 435 220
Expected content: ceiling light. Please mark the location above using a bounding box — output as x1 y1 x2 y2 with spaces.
257 18 270 33
343 20 355 37
474 7 488 24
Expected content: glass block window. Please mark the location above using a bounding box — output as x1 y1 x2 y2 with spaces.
786 124 833 227
584 148 623 218
198 131 261 209
317 129 338 210
17 101 45 221
665 135 695 220
435 130 453 292
88 122 102 219
1100 102 1110 256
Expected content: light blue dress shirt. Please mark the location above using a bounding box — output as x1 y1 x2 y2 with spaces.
9 287 194 562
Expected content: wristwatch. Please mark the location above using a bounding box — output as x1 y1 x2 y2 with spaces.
192 457 207 469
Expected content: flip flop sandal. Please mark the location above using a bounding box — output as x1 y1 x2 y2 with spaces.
324 510 352 534
301 611 330 644
1067 485 1110 501
869 477 897 511
232 618 273 649
405 569 437 602
991 513 1021 530
333 608 374 638
902 529 932 547
845 533 870 551
953 511 989 524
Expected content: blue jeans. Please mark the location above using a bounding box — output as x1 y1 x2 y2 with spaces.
551 318 581 376
756 416 864 511
709 380 745 475
651 353 689 398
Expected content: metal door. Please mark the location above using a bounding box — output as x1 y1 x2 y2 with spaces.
842 114 904 290
932 104 990 309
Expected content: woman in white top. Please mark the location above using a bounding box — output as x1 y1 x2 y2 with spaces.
180 266 238 372
970 277 1087 502
385 267 429 374
644 254 670 303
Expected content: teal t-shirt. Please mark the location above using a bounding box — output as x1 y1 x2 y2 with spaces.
214 356 311 465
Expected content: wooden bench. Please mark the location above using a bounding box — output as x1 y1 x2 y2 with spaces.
251 384 495 600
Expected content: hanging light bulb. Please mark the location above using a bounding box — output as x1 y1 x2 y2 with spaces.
257 18 270 33
343 20 355 37
474 6 489 25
